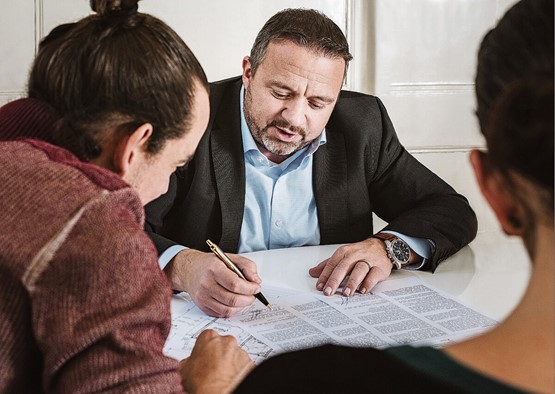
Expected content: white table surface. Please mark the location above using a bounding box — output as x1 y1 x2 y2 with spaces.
242 231 531 321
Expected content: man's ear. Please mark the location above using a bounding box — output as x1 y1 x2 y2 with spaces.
242 56 252 88
470 149 524 235
113 123 153 178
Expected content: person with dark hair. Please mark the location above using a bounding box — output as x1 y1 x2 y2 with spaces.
145 8 478 318
179 0 554 392
0 0 243 391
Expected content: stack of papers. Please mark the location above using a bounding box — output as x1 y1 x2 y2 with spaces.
164 276 497 364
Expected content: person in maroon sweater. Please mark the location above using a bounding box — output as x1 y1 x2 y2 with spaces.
0 0 253 392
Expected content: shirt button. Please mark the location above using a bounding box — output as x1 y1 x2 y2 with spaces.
275 219 283 228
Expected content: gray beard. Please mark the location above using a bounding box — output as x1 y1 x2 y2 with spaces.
256 129 304 156
244 86 308 157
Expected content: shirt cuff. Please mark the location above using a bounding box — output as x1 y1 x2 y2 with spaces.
158 245 187 270
381 231 435 270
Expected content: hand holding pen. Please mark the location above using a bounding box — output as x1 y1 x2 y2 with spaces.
207 240 272 310
165 247 262 317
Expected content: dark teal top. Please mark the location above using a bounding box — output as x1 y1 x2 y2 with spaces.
386 345 527 393
237 343 529 393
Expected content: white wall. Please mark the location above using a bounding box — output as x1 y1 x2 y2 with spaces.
0 0 518 236
364 0 518 235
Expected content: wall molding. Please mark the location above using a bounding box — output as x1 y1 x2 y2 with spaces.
388 82 475 94
344 0 375 94
344 0 354 90
34 0 44 55
408 145 485 154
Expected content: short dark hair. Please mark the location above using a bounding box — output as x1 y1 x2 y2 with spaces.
476 0 553 211
248 8 353 79
28 0 208 161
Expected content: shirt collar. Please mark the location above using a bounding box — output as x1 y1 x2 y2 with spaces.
239 85 326 160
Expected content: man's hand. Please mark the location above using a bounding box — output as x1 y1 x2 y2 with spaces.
165 249 261 317
309 238 393 296
180 330 254 394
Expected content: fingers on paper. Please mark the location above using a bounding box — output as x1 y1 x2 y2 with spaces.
200 298 247 318
359 264 389 294
194 278 256 317
231 254 261 284
342 260 373 296
314 243 389 296
196 328 220 342
180 329 251 393
315 247 353 295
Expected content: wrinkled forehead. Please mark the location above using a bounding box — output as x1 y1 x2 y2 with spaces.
259 41 345 91
264 38 347 74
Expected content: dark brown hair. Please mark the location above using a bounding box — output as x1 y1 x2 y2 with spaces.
476 0 553 211
28 0 208 160
248 8 353 79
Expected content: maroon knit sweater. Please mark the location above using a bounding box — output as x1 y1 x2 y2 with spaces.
0 113 184 390
0 98 59 143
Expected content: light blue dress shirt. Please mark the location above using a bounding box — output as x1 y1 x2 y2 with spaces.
158 86 432 270
238 89 325 253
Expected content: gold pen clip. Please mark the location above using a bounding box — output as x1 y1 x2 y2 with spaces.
206 239 246 279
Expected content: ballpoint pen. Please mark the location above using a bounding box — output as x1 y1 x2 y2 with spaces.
206 239 272 310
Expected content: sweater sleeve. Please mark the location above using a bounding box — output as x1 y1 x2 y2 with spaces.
28 189 184 393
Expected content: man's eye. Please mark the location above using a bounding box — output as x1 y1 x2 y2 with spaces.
309 102 325 110
272 91 287 99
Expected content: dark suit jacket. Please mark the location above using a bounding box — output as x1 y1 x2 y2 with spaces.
145 77 477 271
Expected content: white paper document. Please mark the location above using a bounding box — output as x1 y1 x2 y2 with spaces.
164 277 497 364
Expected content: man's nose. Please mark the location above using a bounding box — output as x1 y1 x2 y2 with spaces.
281 98 306 128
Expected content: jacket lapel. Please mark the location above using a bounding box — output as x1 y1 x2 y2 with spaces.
210 80 245 252
313 116 349 244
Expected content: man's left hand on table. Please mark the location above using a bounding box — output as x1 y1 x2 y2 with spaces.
309 238 393 296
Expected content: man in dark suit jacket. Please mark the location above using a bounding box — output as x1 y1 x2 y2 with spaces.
146 8 477 317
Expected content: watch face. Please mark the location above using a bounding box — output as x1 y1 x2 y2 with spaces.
391 239 410 264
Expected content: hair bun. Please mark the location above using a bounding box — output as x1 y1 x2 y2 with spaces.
89 0 139 17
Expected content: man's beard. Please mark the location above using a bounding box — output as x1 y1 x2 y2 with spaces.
244 85 309 157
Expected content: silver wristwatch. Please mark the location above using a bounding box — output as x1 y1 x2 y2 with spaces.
372 233 413 270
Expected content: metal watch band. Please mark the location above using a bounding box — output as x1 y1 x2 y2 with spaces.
371 233 420 268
